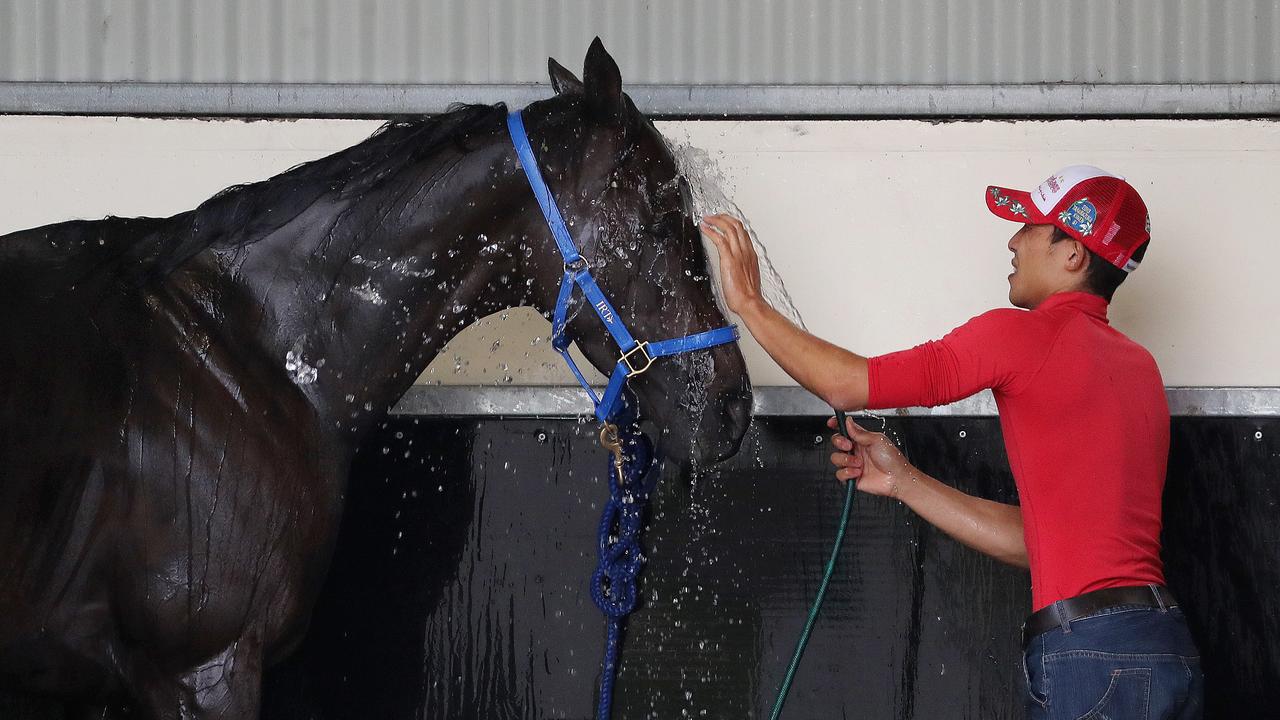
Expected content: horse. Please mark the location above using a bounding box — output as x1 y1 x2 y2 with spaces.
0 38 753 719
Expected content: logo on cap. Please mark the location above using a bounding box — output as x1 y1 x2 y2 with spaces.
1058 198 1097 237
1034 174 1064 206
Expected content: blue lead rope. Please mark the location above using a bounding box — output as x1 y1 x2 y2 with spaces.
506 106 741 719
590 424 658 720
589 415 854 720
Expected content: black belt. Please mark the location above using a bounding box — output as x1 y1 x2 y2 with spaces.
1022 584 1178 647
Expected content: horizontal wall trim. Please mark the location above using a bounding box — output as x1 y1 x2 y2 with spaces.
3 82 1279 118
392 386 1280 418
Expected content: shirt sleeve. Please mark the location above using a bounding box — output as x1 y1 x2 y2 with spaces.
866 309 1039 410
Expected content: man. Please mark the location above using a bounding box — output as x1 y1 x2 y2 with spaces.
701 166 1203 718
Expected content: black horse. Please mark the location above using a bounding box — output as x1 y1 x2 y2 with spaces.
0 39 752 719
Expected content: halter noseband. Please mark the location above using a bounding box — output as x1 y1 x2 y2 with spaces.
506 110 739 425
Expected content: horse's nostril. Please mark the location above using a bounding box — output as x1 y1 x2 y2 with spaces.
728 390 754 421
703 388 753 463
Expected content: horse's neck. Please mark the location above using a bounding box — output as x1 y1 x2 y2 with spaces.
220 127 537 442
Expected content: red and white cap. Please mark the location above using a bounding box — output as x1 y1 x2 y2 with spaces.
985 165 1151 273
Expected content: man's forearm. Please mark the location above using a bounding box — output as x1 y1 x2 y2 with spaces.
737 299 869 410
893 467 1029 568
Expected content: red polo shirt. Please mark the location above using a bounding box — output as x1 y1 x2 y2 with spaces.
866 292 1169 611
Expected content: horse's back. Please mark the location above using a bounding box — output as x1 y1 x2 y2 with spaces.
0 217 148 470
1 214 344 699
0 216 175 688
0 227 131 698
0 216 177 300
0 221 133 599
0 215 178 435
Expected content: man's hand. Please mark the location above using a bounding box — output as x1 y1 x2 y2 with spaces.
828 416 914 499
700 214 765 316
828 416 1029 567
700 213 870 411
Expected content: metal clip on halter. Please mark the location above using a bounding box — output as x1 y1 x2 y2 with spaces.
618 342 654 376
598 422 625 479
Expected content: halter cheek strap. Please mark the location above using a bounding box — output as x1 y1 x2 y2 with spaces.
506 110 739 424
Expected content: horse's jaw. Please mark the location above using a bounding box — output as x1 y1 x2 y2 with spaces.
634 376 753 470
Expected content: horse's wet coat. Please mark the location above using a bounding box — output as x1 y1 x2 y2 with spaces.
0 39 751 718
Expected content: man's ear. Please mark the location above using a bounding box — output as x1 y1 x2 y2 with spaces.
1065 239 1090 272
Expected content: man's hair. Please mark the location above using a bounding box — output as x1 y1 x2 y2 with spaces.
1050 226 1148 302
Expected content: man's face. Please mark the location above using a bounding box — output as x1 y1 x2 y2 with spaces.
1006 223 1078 309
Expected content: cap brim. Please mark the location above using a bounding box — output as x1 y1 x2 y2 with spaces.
985 185 1048 224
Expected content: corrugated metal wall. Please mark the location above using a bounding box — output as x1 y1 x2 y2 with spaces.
2 0 1279 85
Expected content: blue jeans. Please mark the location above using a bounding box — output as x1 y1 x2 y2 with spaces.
1022 605 1203 720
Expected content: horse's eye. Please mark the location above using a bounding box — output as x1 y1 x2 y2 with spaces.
645 211 683 238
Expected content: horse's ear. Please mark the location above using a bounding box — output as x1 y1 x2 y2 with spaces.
582 37 624 125
548 57 583 95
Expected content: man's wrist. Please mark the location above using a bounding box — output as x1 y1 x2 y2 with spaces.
734 295 771 323
890 468 929 506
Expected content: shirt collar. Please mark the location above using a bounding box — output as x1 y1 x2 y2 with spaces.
1033 291 1110 321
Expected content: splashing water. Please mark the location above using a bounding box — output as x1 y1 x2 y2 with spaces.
667 132 890 442
668 139 809 331
351 280 387 306
285 349 318 385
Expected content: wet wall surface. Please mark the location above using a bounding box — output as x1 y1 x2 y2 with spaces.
257 415 1280 720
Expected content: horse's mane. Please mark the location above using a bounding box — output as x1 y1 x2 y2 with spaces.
158 102 507 265
1 103 507 287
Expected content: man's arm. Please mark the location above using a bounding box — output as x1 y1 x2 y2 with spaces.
703 214 1026 566
830 417 1029 568
701 214 869 410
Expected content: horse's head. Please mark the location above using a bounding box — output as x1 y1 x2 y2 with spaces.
519 39 752 466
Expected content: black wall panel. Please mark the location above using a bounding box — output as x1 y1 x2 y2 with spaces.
258 416 1279 719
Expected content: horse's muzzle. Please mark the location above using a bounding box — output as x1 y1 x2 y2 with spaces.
696 383 753 464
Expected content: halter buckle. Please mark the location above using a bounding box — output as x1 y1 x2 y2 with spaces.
564 257 589 274
619 342 654 376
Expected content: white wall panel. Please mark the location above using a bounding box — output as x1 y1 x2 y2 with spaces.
1 116 1277 387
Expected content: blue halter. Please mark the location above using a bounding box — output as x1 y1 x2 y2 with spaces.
506 110 740 424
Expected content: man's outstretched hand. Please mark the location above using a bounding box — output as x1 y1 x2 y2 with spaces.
700 214 765 316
